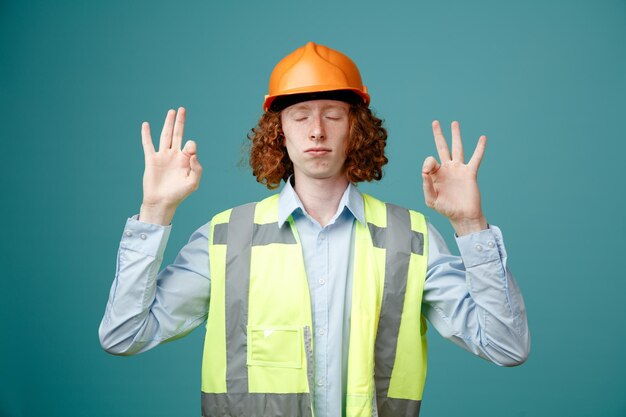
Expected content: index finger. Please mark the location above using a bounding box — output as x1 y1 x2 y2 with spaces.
159 109 176 150
432 120 451 162
451 121 464 162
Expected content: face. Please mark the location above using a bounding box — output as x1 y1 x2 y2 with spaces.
281 99 351 182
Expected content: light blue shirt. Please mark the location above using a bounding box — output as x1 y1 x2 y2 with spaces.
99 181 530 417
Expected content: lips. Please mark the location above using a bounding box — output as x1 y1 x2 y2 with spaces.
306 147 331 156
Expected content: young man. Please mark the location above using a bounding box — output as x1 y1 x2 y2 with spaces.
99 42 529 417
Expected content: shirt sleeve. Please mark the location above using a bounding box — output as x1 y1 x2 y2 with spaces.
422 222 530 366
98 214 211 355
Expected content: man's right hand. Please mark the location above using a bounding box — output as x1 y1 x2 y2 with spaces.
139 107 203 226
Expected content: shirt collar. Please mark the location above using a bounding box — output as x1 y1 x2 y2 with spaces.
277 176 366 227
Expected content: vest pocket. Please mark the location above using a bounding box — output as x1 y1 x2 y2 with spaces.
247 325 302 368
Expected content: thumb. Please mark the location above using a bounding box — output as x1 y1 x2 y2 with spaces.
422 172 437 209
188 154 203 183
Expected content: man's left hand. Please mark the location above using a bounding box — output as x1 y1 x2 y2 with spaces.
422 120 488 236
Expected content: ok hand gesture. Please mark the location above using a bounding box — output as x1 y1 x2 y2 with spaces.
422 120 488 236
139 107 203 225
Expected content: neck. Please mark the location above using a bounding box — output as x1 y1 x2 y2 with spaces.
292 174 350 227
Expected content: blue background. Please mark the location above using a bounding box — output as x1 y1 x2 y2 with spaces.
1 0 625 416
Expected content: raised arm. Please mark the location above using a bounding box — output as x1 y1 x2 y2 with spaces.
99 107 209 355
421 120 530 366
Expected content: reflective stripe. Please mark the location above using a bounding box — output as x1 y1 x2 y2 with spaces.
368 222 423 255
252 222 297 246
225 203 256 393
213 223 228 245
374 204 412 401
217 214 298 247
368 223 386 248
303 326 315 412
202 392 312 417
410 231 424 256
376 397 421 417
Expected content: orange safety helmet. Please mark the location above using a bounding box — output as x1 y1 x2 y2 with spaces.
263 42 370 112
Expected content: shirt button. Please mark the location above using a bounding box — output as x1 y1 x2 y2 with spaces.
488 241 495 248
125 231 132 237
319 328 326 335
319 278 326 285
140 233 147 240
317 381 324 386
475 244 483 252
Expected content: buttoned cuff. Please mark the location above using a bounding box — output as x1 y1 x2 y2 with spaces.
120 214 172 258
455 225 506 268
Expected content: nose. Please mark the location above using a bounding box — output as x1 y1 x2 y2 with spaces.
309 115 325 141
